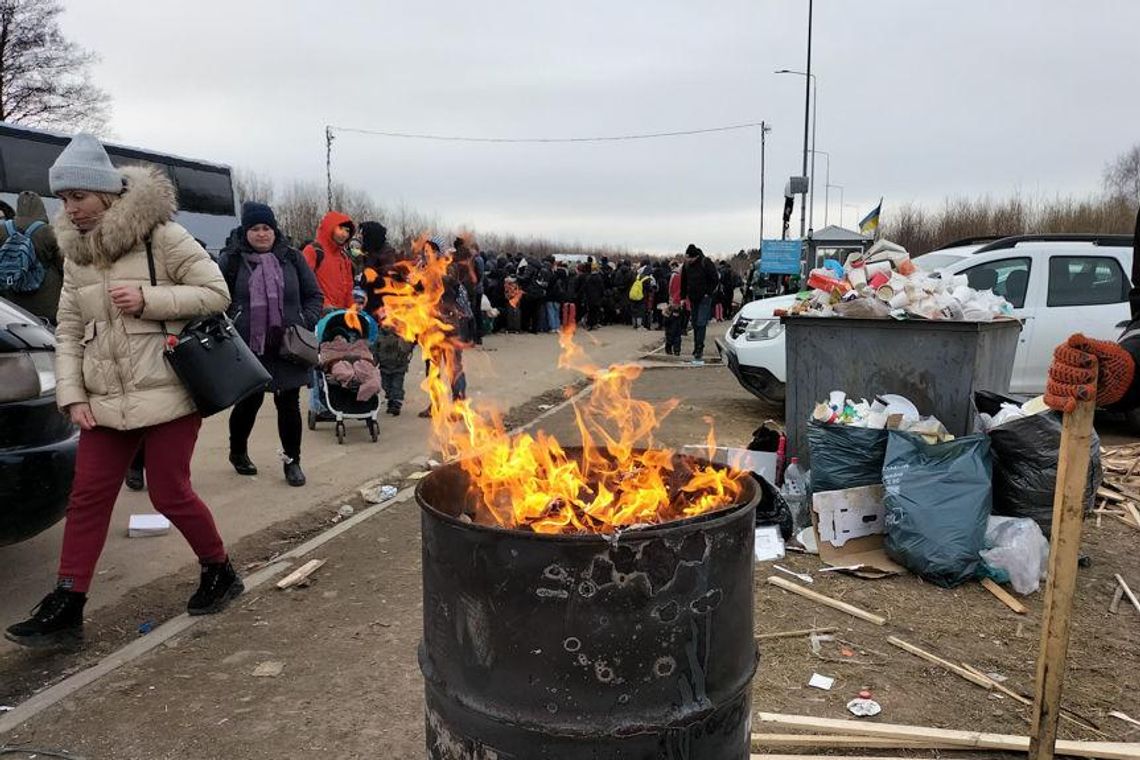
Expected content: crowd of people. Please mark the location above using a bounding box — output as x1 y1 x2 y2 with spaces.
0 131 751 650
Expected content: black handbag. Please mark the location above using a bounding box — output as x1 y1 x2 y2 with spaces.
279 324 318 367
146 238 270 417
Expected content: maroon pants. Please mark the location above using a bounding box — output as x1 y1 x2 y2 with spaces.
58 413 227 593
561 302 576 327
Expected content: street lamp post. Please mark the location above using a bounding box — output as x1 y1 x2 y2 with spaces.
759 121 771 244
776 66 817 234
800 0 813 238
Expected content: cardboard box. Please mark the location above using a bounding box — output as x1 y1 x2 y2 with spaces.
811 484 905 577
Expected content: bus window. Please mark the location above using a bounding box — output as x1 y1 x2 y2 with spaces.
0 137 63 196
172 166 236 216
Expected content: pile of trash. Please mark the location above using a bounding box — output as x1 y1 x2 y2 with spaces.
785 239 1014 321
811 391 953 444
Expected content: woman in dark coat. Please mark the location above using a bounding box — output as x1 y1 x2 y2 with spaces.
218 202 323 486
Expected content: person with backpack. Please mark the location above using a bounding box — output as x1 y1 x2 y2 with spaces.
218 202 323 487
628 263 655 330
5 134 241 649
680 243 719 365
0 191 62 324
301 211 354 416
302 211 356 310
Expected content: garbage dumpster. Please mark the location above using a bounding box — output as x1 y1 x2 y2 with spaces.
782 316 1022 470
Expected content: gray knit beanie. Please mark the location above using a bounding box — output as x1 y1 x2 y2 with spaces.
48 133 123 194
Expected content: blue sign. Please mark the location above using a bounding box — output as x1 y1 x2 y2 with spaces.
759 240 803 275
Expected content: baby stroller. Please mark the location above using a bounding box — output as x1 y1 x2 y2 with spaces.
308 308 382 444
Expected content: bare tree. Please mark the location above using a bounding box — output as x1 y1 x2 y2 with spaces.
0 0 110 132
233 167 276 207
1104 144 1140 204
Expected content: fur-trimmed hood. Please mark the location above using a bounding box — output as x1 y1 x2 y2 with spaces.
55 165 178 268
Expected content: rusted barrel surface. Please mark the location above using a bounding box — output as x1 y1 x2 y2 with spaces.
417 453 759 759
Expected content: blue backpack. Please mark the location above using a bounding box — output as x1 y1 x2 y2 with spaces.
0 219 47 294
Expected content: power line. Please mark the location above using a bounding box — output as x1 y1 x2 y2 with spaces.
327 121 766 144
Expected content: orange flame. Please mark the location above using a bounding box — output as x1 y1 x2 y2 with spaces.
344 303 363 335
379 244 744 534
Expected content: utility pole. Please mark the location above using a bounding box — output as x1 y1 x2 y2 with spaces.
325 126 335 212
799 0 813 239
759 121 771 244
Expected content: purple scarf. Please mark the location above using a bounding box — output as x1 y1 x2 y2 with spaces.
246 252 285 355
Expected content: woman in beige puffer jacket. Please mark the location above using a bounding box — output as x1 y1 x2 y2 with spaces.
5 134 244 650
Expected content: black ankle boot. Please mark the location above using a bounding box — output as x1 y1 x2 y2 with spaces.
229 450 257 476
187 559 244 616
5 587 86 649
125 465 145 491
283 456 306 487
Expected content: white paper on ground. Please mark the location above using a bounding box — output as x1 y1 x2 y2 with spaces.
753 526 785 562
808 673 835 690
128 513 171 538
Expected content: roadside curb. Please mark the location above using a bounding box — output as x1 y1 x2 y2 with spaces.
0 378 595 736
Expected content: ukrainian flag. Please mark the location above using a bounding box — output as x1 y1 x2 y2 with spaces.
859 198 883 235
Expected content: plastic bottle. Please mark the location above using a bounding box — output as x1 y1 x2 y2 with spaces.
782 458 809 530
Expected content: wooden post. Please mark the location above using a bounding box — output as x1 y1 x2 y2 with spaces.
1029 398 1096 760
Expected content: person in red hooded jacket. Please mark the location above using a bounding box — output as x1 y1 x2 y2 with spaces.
1045 206 1140 414
302 211 356 309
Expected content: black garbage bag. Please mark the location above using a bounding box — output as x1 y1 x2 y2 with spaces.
753 475 794 540
882 431 993 588
974 391 1102 536
807 421 889 493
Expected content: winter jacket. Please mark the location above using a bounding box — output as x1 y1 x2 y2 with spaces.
302 211 355 309
218 235 323 392
0 192 62 323
54 166 231 430
374 328 414 374
680 253 719 304
584 270 605 303
668 271 682 306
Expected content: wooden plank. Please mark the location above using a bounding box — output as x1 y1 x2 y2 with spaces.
981 577 1029 615
1110 582 1126 614
1030 398 1096 760
754 712 1140 760
765 576 886 626
960 663 1107 736
1116 574 1140 615
275 559 326 589
1098 487 1126 503
756 627 838 641
1123 502 1140 529
1116 515 1140 532
886 636 995 689
750 733 941 750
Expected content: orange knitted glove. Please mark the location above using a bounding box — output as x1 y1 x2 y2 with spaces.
1044 333 1135 413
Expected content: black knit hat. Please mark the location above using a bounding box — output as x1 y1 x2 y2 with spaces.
241 201 278 232
685 244 703 258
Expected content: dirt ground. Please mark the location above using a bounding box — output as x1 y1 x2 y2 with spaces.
2 364 1139 759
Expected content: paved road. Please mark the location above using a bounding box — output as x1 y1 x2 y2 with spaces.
0 326 661 652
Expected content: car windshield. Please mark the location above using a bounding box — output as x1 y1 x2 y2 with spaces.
915 253 966 273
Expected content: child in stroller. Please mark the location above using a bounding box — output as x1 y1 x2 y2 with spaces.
308 308 383 443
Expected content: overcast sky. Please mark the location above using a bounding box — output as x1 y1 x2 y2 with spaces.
61 0 1140 255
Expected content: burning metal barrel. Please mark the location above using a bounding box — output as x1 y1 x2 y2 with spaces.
417 451 760 759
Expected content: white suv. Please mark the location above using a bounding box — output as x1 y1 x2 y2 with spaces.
719 234 1134 403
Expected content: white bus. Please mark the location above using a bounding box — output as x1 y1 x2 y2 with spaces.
0 122 237 254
